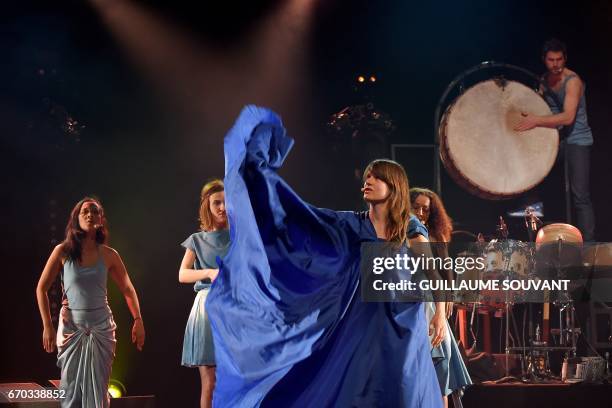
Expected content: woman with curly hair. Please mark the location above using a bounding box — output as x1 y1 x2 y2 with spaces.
410 187 472 408
410 187 453 244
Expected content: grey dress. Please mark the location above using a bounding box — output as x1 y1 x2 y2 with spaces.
181 230 230 367
57 250 116 408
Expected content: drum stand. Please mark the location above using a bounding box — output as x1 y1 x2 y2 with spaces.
550 237 580 360
508 302 578 382
505 235 579 382
498 239 523 379
553 299 579 355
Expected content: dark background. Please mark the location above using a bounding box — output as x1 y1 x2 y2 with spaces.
2 0 611 406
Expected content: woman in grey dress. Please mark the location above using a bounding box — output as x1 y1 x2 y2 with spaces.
36 197 146 408
178 179 230 408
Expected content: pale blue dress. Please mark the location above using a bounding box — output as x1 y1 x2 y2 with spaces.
181 230 230 366
58 249 116 408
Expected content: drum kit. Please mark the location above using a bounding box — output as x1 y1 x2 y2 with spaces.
452 216 586 381
436 63 608 382
492 221 584 381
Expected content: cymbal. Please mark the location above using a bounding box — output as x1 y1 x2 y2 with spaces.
583 243 612 268
536 223 583 247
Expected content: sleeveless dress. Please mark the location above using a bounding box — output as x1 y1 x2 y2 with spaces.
408 218 472 396
205 105 442 407
57 249 116 408
181 230 230 366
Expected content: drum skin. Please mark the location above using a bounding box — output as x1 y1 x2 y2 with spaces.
440 80 559 200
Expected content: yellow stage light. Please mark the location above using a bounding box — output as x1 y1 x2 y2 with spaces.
108 379 126 399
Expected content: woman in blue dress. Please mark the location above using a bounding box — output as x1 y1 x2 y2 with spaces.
36 197 146 408
410 187 472 408
205 105 443 407
178 179 230 408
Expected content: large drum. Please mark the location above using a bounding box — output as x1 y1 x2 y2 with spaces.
440 79 559 199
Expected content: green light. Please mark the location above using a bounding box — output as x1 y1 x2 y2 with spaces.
108 384 123 398
108 379 126 399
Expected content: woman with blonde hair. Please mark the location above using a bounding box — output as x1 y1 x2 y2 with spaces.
178 179 229 408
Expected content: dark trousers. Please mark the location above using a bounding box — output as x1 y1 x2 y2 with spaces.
566 144 596 241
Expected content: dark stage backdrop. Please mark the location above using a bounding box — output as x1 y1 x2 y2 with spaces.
2 0 611 406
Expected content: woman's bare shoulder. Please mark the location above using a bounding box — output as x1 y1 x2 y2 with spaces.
100 244 121 262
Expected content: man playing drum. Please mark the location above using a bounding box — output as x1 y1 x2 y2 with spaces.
515 38 595 242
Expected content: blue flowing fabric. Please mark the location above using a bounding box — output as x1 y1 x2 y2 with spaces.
206 105 442 408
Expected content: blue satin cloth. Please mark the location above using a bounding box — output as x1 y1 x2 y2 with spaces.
206 105 442 407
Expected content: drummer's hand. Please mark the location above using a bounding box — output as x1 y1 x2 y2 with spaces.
514 113 539 131
132 318 145 351
42 324 56 353
445 301 454 319
429 308 447 348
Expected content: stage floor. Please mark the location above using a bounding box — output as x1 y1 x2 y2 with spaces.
462 382 612 408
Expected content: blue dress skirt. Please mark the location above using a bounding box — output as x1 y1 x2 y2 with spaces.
57 305 116 408
181 230 230 367
425 303 472 396
182 288 216 366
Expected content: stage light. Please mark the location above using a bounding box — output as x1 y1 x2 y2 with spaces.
108 379 126 398
108 385 121 399
90 0 315 131
369 75 376 82
357 75 365 83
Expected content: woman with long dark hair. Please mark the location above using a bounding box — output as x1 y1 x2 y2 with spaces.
36 197 145 408
410 187 472 408
178 180 229 408
410 188 453 244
